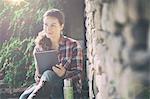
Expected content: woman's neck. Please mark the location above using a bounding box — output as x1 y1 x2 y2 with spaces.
51 38 59 50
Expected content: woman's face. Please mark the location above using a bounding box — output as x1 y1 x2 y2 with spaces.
43 16 64 41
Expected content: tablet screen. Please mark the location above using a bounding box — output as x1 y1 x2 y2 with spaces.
34 50 58 74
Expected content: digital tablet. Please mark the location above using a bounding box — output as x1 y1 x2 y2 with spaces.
34 50 58 74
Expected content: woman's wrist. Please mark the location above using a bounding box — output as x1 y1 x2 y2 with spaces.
37 74 41 78
62 70 67 78
35 71 41 78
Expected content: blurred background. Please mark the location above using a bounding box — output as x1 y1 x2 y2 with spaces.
1 0 150 99
0 0 85 98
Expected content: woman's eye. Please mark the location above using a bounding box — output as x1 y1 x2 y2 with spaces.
44 23 48 26
51 24 55 27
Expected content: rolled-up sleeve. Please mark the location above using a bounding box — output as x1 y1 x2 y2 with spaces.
63 42 83 80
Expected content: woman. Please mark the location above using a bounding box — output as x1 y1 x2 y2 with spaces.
20 9 83 99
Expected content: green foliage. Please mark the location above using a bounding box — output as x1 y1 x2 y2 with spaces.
0 0 56 39
0 0 61 88
0 37 35 88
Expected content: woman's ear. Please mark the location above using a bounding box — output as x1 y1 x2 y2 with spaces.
61 24 64 30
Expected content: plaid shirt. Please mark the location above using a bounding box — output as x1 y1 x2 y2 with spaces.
34 35 83 93
58 35 83 93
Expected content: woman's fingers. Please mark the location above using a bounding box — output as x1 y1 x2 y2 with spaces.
52 66 61 74
56 64 62 68
52 65 66 77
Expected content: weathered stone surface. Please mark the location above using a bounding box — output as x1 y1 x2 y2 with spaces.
85 0 149 98
88 64 95 99
119 67 147 99
98 0 112 4
149 28 150 50
106 35 123 61
101 3 109 31
85 12 95 31
121 47 131 65
95 74 107 99
101 3 116 33
127 0 140 22
123 19 149 50
85 1 96 13
87 43 93 64
123 25 136 48
143 0 150 20
93 44 106 69
127 0 150 22
114 0 128 24
94 6 102 30
99 31 109 42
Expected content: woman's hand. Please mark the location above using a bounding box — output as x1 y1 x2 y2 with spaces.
52 63 66 77
34 71 41 84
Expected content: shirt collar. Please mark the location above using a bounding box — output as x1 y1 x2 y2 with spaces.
59 34 66 45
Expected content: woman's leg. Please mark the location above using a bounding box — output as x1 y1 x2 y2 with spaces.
28 70 64 99
41 70 64 99
19 84 36 99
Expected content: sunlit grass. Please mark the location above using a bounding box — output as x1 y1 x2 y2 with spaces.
4 0 28 6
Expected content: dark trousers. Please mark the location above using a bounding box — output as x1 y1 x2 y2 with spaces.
19 70 64 99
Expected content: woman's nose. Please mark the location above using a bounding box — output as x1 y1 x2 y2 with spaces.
47 26 51 32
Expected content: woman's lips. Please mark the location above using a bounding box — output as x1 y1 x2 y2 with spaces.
47 32 52 35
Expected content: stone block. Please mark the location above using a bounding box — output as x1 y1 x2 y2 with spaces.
105 53 116 80
98 0 112 4
114 0 128 24
99 31 109 42
101 3 116 33
101 3 109 31
149 29 150 50
142 0 150 20
119 67 144 99
123 25 135 48
127 50 150 71
127 0 140 22
95 74 107 99
123 19 149 50
121 47 131 65
85 1 96 13
93 44 106 70
106 35 123 61
127 0 150 21
88 64 95 99
85 12 95 30
94 6 102 30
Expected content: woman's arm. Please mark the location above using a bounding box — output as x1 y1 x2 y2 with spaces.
33 47 42 83
63 43 83 80
54 41 83 79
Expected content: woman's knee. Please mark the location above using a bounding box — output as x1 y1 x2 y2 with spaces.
43 70 55 76
19 93 28 99
19 84 36 99
41 70 57 82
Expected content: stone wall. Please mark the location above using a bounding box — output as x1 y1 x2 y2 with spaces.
84 0 150 99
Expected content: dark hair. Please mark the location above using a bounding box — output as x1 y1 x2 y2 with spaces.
43 9 65 25
35 31 52 51
39 36 52 51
